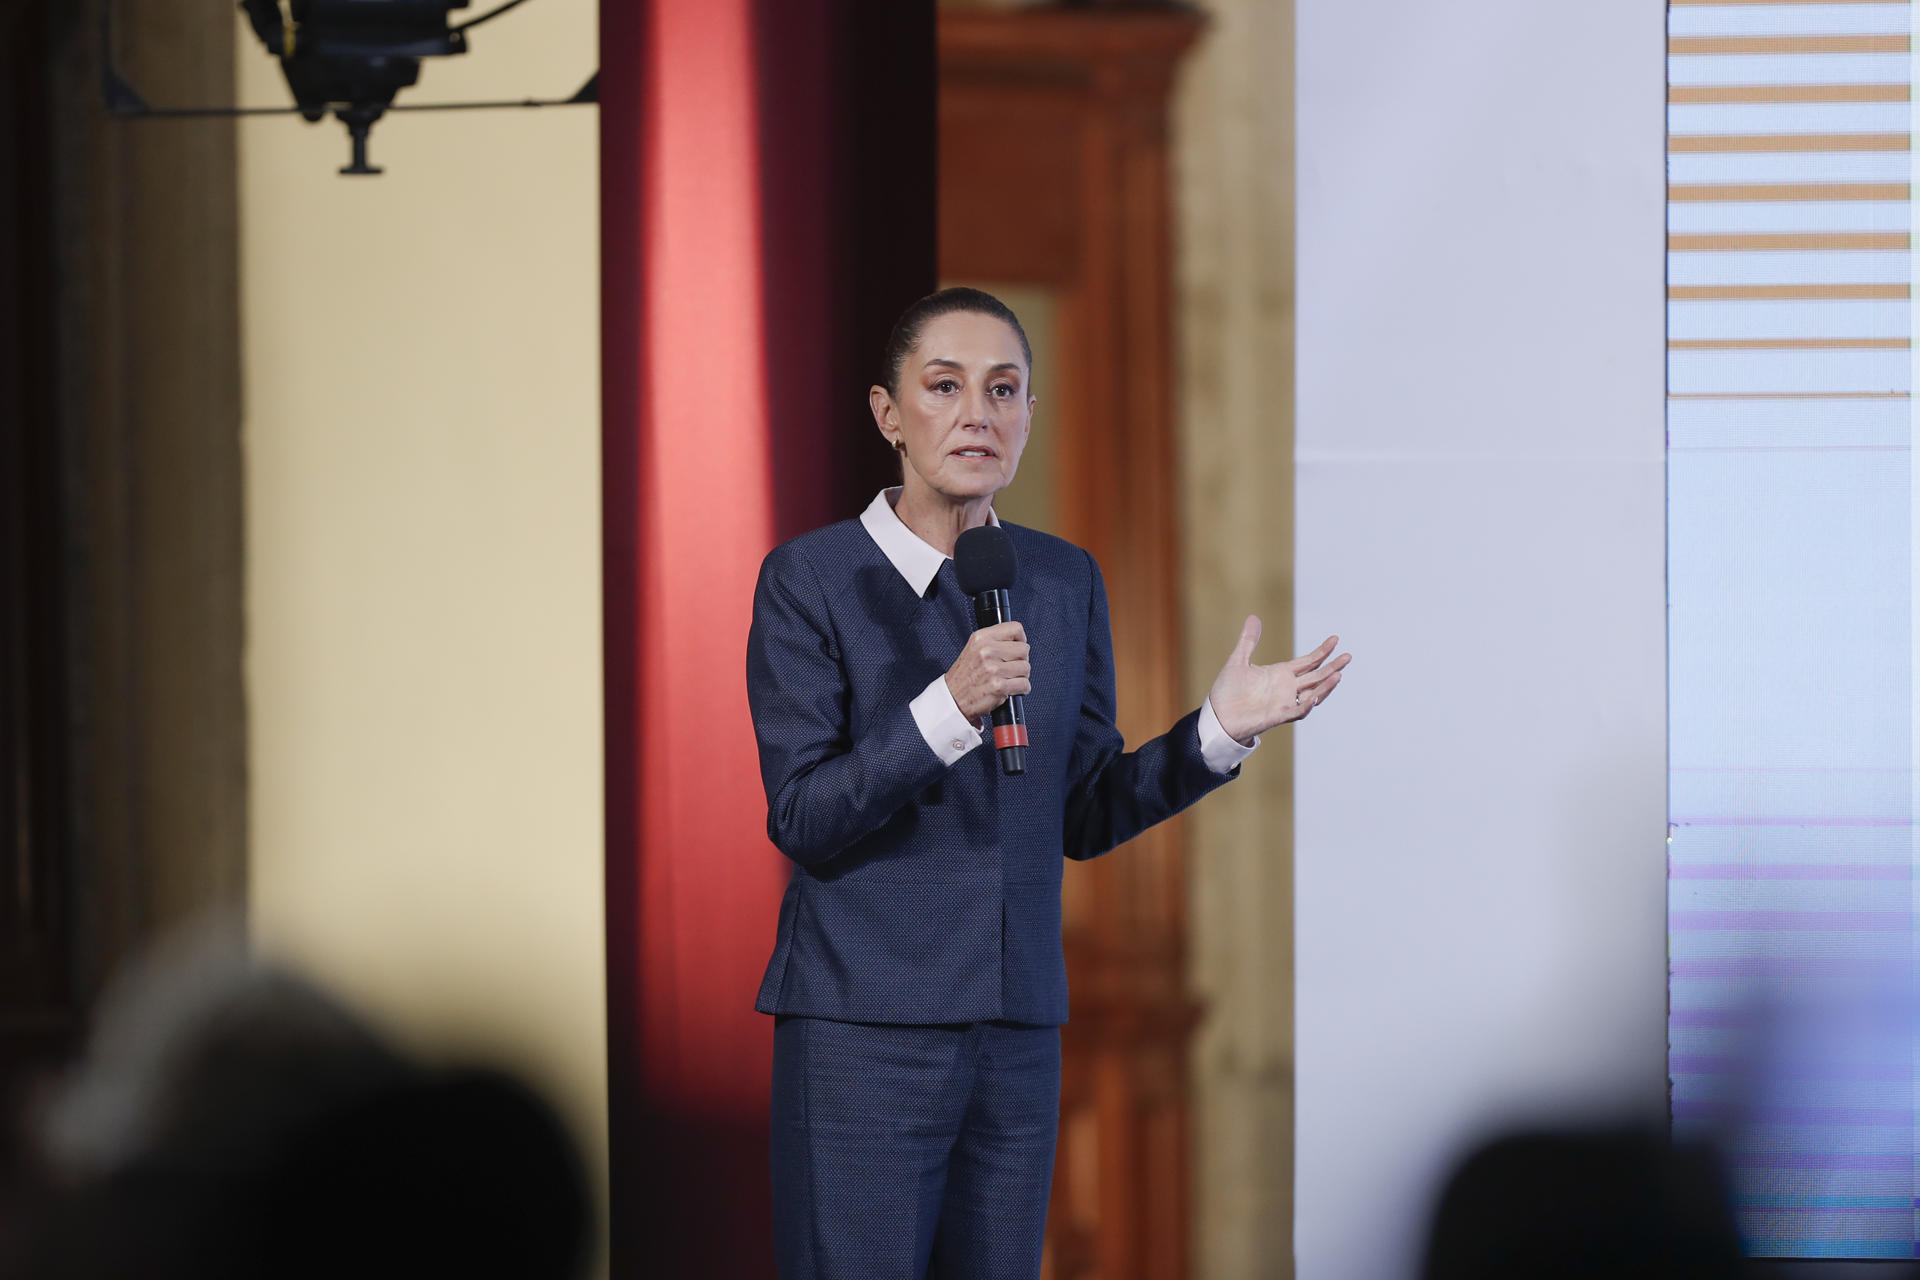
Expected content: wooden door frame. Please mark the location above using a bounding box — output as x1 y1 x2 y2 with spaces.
939 10 1205 1278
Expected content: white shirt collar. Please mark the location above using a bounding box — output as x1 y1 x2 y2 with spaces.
859 487 999 597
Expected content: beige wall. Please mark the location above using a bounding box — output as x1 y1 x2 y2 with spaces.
234 0 606 1236
1175 1 1298 1276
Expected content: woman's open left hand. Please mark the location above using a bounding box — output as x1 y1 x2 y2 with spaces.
1207 617 1350 744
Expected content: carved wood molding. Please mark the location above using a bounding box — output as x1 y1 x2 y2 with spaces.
942 7 1202 91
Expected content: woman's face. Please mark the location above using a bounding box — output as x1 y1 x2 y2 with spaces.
872 310 1034 505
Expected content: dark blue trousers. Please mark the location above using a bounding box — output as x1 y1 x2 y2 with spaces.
770 1016 1061 1279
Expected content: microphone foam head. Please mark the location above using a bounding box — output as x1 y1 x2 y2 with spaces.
954 525 1017 595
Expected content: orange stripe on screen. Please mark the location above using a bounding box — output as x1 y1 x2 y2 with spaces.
1668 338 1912 350
1666 391 1912 400
1668 183 1909 202
1668 232 1910 250
1667 134 1909 153
1669 35 1910 56
1671 0 1913 6
1668 283 1911 300
1671 85 1911 104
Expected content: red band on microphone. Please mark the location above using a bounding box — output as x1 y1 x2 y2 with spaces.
993 724 1029 750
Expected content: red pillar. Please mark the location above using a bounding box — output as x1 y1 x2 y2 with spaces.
602 0 784 1271
601 2 932 1273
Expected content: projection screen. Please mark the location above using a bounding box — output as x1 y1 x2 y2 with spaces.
1666 0 1918 1259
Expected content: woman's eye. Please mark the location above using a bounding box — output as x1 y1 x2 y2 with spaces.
933 379 958 394
991 385 1015 398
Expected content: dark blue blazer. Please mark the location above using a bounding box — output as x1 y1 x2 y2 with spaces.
746 516 1236 1026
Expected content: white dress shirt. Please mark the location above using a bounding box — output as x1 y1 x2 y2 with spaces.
858 488 1257 774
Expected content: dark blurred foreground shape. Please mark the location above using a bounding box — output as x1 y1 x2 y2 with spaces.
1422 1130 1745 1280
0 932 592 1280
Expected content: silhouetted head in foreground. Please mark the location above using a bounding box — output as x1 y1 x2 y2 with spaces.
9 927 591 1280
1421 1129 1743 1280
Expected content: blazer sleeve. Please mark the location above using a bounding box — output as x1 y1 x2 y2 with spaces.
1061 550 1238 862
746 543 953 868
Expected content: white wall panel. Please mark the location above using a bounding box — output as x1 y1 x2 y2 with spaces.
1294 1 1669 1275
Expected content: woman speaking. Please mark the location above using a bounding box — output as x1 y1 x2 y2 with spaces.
746 287 1349 1279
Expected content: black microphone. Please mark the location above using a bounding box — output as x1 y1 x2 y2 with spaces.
954 525 1027 776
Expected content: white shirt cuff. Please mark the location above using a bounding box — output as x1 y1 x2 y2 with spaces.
911 675 983 766
1198 697 1257 774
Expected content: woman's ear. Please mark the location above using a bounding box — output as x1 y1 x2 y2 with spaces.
868 384 899 448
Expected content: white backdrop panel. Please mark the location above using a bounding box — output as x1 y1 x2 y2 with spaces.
1294 3 1669 1278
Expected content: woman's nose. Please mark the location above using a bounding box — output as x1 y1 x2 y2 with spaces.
963 387 992 427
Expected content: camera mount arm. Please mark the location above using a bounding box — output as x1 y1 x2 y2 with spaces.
101 0 597 175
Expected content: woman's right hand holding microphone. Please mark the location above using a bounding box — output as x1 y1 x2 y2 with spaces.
945 622 1031 721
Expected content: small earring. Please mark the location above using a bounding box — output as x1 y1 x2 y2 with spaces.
890 438 904 453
